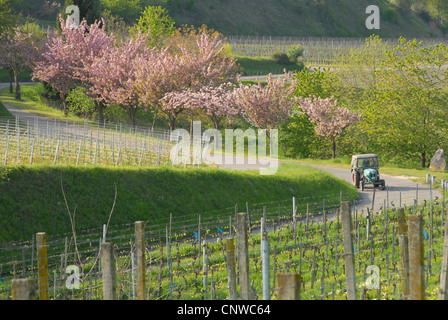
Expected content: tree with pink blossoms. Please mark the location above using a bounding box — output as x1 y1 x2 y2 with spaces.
0 27 39 99
232 72 297 131
163 83 239 130
85 32 150 127
135 30 237 132
297 96 359 158
32 17 116 119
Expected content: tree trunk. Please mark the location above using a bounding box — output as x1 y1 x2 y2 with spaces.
14 70 20 100
169 117 176 133
60 93 67 115
331 137 336 159
421 152 426 168
8 69 13 94
96 100 104 125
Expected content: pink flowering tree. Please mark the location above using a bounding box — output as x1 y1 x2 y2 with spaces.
297 96 359 158
32 17 116 118
85 32 150 127
232 72 297 131
164 82 239 129
136 31 237 132
0 27 39 99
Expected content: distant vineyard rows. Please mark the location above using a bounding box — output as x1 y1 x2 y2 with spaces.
227 35 448 66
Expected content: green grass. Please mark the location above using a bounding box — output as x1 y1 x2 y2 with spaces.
0 83 92 124
0 162 358 243
0 100 13 117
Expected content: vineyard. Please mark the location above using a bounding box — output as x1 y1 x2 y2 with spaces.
0 115 173 167
1 187 447 300
227 35 448 66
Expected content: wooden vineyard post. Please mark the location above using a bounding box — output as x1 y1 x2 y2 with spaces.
408 215 425 300
12 278 36 300
237 212 251 300
397 208 410 298
36 232 49 300
225 237 238 300
341 201 357 300
277 274 301 300
101 242 117 300
439 201 448 300
261 217 270 300
135 221 146 300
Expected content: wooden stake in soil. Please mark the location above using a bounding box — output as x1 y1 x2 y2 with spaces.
36 232 49 300
101 242 116 300
135 221 146 300
12 278 36 300
237 212 251 300
397 208 410 298
225 237 238 300
277 273 301 300
408 215 425 300
439 207 448 300
341 201 357 300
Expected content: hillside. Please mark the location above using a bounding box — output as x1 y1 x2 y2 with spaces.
9 0 445 38
167 0 443 37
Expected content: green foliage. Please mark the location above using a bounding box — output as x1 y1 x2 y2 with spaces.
0 0 14 33
129 5 175 48
286 44 304 64
100 0 142 24
0 100 13 117
185 0 195 10
272 51 292 65
66 86 96 118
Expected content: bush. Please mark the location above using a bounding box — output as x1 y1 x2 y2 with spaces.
286 44 304 63
272 52 292 65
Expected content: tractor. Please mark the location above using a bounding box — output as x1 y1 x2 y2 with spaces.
351 154 385 191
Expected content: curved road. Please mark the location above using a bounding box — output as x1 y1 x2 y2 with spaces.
308 165 440 214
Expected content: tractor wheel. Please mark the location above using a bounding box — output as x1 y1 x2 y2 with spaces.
381 180 385 190
361 180 365 191
353 172 360 188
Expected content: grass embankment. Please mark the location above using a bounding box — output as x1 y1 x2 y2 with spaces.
0 162 358 243
0 100 13 117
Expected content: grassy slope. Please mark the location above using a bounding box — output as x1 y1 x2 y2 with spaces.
0 163 358 243
0 100 13 117
169 0 440 37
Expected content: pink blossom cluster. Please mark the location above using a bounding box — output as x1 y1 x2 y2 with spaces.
297 96 359 139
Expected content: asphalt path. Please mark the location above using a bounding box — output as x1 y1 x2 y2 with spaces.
307 165 440 214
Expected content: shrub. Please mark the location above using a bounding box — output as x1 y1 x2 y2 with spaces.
272 52 292 65
287 44 304 63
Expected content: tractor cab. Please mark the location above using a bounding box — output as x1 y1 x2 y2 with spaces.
351 154 385 191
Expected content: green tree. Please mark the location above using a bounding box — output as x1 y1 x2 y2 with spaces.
129 5 175 48
365 38 448 167
0 0 14 34
279 67 340 159
100 0 142 24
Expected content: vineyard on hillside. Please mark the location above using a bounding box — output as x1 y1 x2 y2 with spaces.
228 35 448 66
1 191 447 300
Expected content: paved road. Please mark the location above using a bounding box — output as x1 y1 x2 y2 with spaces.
308 165 440 215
